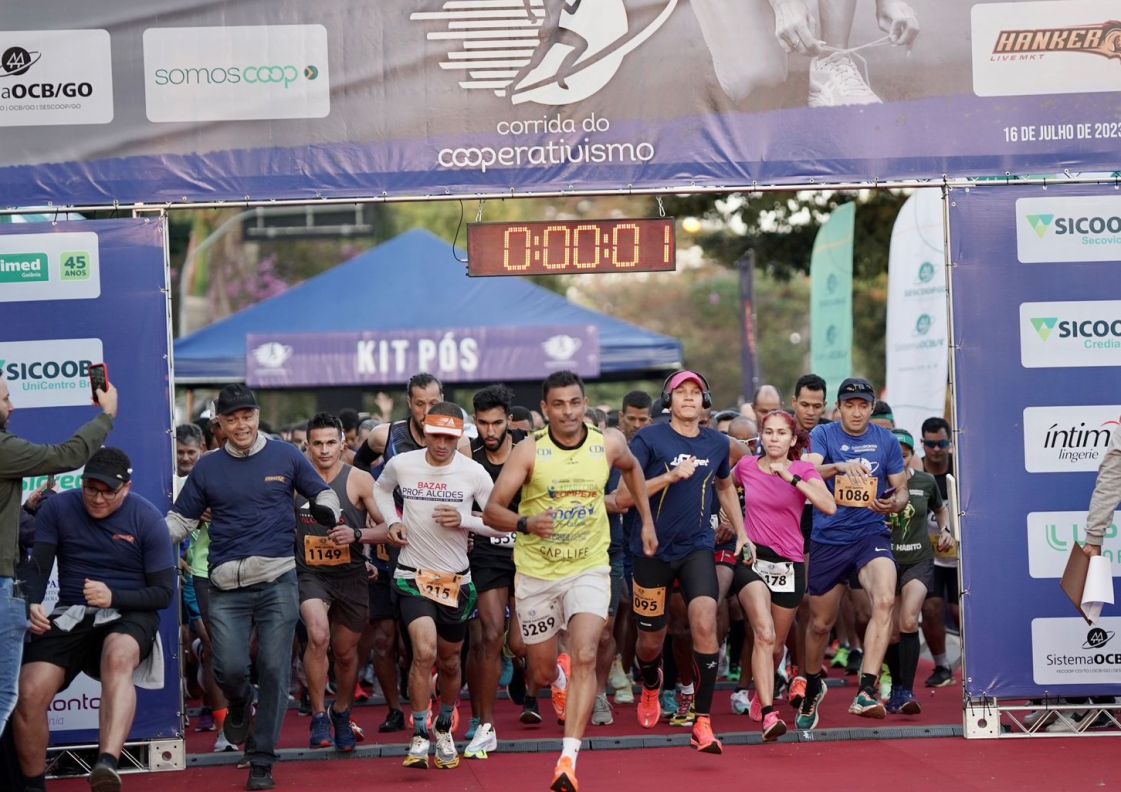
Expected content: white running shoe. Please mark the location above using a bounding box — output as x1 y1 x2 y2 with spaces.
464 722 497 759
608 657 630 693
808 53 881 107
614 682 635 705
213 732 235 752
730 689 752 715
433 728 460 769
592 693 615 726
403 735 430 769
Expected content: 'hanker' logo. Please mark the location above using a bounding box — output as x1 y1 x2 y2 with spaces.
411 0 678 106
1026 214 1054 238
992 20 1121 63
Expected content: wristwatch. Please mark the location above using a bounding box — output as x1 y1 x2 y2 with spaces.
516 516 529 534
789 474 803 487
352 526 363 544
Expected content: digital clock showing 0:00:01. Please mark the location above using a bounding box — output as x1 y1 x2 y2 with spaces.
467 218 676 277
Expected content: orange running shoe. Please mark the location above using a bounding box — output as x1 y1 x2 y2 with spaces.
690 715 723 754
552 654 571 724
636 669 662 729
551 756 579 792
788 676 808 710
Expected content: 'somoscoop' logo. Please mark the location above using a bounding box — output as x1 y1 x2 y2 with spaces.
152 63 316 90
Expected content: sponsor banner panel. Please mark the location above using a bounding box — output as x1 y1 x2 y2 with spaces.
1032 618 1121 686
0 219 179 744
1 2 1120 204
246 325 600 387
0 231 101 303
1017 196 1121 263
810 202 854 388
950 183 1121 699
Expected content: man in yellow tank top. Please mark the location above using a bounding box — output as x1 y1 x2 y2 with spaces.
485 371 653 792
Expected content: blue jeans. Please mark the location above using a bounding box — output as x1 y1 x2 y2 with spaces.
0 577 28 735
207 570 299 768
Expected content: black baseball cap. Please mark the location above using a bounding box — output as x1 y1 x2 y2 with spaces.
216 383 260 415
82 447 133 491
837 378 875 403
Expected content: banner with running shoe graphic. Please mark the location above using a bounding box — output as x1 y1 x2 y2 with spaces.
949 183 1121 699
2 218 181 743
0 0 1119 206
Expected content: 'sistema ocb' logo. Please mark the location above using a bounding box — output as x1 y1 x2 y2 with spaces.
1083 627 1115 649
411 0 678 106
1 46 42 77
993 20 1121 62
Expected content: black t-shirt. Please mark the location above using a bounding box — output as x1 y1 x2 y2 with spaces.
469 429 525 558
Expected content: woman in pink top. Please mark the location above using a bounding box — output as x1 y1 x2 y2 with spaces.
731 411 835 741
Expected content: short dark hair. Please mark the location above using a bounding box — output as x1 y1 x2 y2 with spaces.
337 409 360 433
358 417 380 433
793 373 827 399
713 409 739 425
585 407 607 427
921 416 951 436
622 390 652 411
192 417 214 447
872 400 893 417
307 412 343 436
427 401 463 420
175 423 204 446
408 373 442 398
541 370 584 401
510 405 532 423
473 384 515 415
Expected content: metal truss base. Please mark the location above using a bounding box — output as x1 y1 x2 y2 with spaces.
46 739 185 779
965 698 1121 739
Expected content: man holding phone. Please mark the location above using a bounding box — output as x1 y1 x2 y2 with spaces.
0 370 119 736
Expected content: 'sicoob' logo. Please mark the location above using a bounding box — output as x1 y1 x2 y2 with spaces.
992 21 1121 64
1027 214 1054 238
1 46 42 77
1083 627 1115 649
411 0 678 106
1031 317 1057 341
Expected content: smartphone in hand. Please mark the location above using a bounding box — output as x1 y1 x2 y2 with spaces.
89 363 108 404
881 486 897 500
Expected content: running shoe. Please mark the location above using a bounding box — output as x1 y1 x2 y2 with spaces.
351 720 366 742
464 722 497 759
592 693 615 726
433 727 459 769
403 734 430 769
896 689 922 715
689 715 723 754
195 708 215 732
353 681 370 703
213 732 235 753
845 648 863 676
379 708 405 733
762 710 788 742
748 693 762 723
726 666 741 683
551 756 579 792
614 681 635 705
245 764 274 791
788 676 808 710
297 691 311 716
608 656 630 693
808 53 882 107
925 666 954 688
309 712 333 749
637 670 662 729
224 695 253 746
659 689 678 721
795 680 827 730
465 717 481 741
849 690 886 718
552 653 571 724
669 692 696 727
88 761 121 792
830 646 850 669
880 666 893 702
499 655 514 688
521 696 543 724
730 689 751 715
330 708 357 752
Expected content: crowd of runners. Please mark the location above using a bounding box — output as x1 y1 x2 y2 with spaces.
157 368 959 792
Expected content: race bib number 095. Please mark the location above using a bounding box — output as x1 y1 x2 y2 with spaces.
834 474 878 508
633 583 666 617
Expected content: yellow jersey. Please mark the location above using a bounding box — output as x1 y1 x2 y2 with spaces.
515 426 610 580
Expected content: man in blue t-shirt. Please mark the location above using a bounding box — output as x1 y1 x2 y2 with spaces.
167 384 341 791
796 378 908 730
617 370 749 756
14 448 174 792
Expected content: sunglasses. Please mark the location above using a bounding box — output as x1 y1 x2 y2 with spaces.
923 439 950 449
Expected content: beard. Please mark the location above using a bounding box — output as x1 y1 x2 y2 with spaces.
484 429 508 450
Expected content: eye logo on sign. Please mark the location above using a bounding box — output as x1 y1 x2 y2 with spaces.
1030 317 1057 341
411 0 678 105
543 334 581 362
1026 214 1054 238
252 342 292 369
1 46 42 77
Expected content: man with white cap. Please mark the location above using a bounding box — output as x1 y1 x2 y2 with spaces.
374 402 502 771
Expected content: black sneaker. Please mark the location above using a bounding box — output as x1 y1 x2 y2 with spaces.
924 666 953 688
521 696 542 725
245 765 275 791
507 661 527 706
297 691 311 716
224 695 254 746
88 762 121 792
379 707 406 733
845 649 863 676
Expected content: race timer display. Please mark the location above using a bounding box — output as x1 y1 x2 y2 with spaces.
467 218 676 277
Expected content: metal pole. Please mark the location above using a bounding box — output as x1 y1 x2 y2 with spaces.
737 249 759 402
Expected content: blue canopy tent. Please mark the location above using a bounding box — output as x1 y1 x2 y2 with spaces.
173 228 683 385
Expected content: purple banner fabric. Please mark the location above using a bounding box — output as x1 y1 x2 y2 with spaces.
1 2 1119 205
950 184 1121 700
246 325 600 387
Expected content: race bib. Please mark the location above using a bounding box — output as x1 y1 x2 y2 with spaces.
834 474 878 508
375 543 390 563
632 582 667 618
490 533 516 547
304 535 350 567
416 569 462 607
753 558 795 593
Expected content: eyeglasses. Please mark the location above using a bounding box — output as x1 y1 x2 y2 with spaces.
922 439 950 449
82 482 124 500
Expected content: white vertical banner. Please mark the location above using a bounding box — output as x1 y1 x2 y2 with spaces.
885 189 949 438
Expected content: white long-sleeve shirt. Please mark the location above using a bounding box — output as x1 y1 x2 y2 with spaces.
1086 426 1121 547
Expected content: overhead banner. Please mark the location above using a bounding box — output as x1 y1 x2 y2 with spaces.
950 184 1121 700
1 1 1120 205
246 325 600 388
0 219 180 744
885 189 949 438
810 202 854 388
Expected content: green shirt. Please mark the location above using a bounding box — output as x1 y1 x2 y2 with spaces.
889 469 943 566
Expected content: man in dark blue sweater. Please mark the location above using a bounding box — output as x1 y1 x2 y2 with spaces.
14 448 174 792
167 384 340 791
